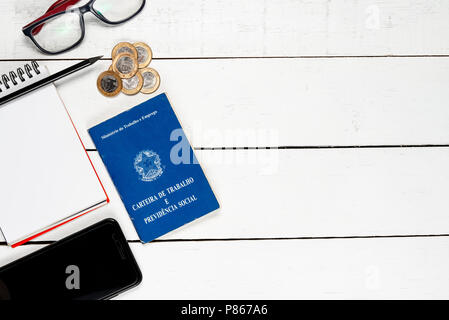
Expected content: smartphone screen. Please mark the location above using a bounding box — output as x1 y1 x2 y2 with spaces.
0 219 142 300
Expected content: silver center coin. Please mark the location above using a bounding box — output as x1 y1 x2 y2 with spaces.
101 75 118 93
142 72 156 89
136 47 149 64
117 47 134 55
122 75 140 90
117 56 135 74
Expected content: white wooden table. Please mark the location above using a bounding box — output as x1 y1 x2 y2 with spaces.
1 0 449 299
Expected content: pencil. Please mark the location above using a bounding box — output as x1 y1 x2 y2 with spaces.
0 55 103 107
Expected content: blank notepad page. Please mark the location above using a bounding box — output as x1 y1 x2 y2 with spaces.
0 81 107 244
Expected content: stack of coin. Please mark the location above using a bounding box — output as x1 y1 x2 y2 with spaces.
97 41 161 97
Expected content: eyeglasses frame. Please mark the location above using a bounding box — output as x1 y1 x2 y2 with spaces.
22 0 146 54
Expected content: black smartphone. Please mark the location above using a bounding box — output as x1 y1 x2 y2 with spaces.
0 219 142 300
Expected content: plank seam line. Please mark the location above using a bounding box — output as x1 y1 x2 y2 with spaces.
2 54 449 62
85 144 449 152
3 233 449 246
196 144 449 150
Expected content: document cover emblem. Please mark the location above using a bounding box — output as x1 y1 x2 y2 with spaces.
89 93 220 242
134 150 163 182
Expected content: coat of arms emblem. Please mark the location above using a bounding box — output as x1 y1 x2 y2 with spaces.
134 150 163 182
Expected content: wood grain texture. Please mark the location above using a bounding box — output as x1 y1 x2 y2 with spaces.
1 237 449 299
2 148 449 243
1 0 448 300
2 0 449 59
2 57 449 149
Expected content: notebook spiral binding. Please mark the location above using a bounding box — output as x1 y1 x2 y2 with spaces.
0 61 41 93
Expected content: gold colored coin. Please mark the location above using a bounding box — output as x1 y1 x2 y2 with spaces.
133 42 153 68
122 71 144 95
140 67 160 94
97 71 122 97
111 42 138 60
112 52 138 79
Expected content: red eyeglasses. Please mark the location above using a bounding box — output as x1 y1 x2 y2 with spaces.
22 0 146 54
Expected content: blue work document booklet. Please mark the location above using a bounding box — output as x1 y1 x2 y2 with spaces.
89 93 219 242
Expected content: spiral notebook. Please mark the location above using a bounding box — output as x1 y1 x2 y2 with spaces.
0 62 109 247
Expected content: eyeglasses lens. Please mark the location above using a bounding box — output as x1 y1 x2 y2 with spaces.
93 0 144 23
31 12 82 53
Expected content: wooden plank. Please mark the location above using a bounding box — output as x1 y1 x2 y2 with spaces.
2 0 449 59
2 57 449 149
2 237 449 299
2 147 449 243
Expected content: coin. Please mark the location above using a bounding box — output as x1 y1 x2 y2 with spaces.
122 71 144 95
112 52 138 79
97 71 122 97
140 67 160 94
111 42 138 60
133 42 153 68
